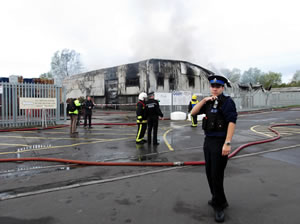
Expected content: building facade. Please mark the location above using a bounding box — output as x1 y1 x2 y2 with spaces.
62 59 300 114
63 59 215 104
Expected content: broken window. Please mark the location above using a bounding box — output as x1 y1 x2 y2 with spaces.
188 76 195 87
126 64 139 87
126 77 139 87
157 77 164 86
187 66 195 87
157 72 164 86
169 77 175 90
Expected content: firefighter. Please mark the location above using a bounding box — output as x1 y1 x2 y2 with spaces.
67 98 81 135
191 75 237 223
136 92 148 144
188 94 199 127
146 92 163 145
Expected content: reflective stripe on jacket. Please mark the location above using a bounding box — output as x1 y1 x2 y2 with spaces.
69 99 81 115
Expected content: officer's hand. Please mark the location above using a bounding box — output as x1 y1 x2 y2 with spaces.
222 144 231 156
204 96 217 103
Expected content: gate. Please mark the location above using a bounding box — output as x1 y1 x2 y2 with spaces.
0 82 66 128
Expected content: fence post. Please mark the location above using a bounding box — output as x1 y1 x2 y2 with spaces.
1 82 4 128
63 87 66 121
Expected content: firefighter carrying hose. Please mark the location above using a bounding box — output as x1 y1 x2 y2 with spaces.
136 92 148 144
188 94 199 127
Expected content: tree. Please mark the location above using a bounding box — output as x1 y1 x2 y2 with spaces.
39 72 53 79
228 68 241 83
292 70 300 82
241 67 263 84
51 49 83 84
259 72 282 89
219 68 241 83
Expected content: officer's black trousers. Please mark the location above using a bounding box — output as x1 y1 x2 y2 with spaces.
147 116 159 144
84 113 92 127
203 136 228 209
136 123 147 142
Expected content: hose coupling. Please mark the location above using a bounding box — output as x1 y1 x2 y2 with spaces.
173 161 184 166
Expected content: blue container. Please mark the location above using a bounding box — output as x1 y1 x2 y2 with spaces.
23 78 34 83
0 77 9 82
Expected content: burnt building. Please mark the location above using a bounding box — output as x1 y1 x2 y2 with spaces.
63 58 214 104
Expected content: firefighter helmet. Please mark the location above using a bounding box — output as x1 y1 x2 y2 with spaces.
138 92 147 101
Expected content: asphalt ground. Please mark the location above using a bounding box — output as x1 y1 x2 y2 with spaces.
0 108 300 223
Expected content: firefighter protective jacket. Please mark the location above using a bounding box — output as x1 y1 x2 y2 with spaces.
136 100 147 123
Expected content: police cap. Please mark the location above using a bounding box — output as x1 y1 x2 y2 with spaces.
148 91 155 97
208 75 231 87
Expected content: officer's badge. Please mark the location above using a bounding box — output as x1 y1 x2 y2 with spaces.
213 78 217 83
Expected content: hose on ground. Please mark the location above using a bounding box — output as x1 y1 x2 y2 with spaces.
0 123 136 132
0 123 298 166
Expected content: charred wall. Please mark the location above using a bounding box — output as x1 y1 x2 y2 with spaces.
63 59 214 104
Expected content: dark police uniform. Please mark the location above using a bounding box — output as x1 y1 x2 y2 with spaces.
76 102 83 126
83 99 94 128
197 76 237 213
136 100 147 144
188 95 199 127
146 92 163 145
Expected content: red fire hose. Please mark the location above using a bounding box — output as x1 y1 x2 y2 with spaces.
0 123 136 132
0 123 298 166
0 124 70 132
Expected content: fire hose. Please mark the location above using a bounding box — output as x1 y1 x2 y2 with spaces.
0 123 136 132
0 123 299 166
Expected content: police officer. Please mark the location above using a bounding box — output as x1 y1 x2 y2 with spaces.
146 92 163 145
67 98 81 135
191 75 237 223
83 96 95 128
136 92 148 144
188 94 199 127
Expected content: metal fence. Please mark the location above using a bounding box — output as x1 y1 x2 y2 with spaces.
0 82 66 128
159 90 300 117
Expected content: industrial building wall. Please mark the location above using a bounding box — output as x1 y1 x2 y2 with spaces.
62 59 213 104
62 59 300 116
63 71 105 99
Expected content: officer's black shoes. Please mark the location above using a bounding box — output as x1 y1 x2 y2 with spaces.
136 141 146 144
222 202 229 209
88 126 93 129
208 200 229 209
153 142 160 145
215 209 225 223
142 139 147 143
208 200 214 207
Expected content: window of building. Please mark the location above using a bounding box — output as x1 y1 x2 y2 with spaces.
126 64 140 87
169 77 175 90
157 76 164 86
187 66 195 88
126 77 139 87
188 76 195 87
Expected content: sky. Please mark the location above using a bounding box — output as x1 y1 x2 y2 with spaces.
0 0 299 83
